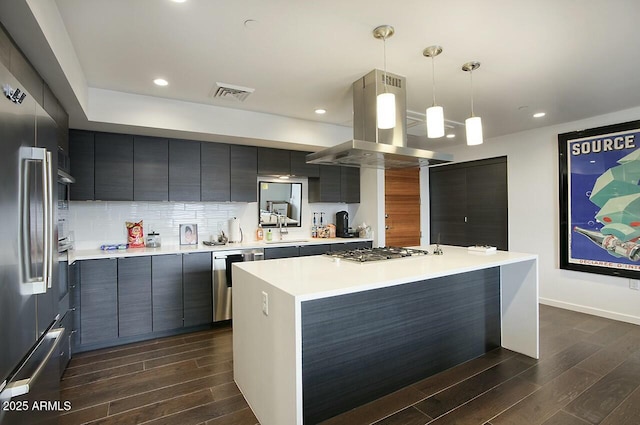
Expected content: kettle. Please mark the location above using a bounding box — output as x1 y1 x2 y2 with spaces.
228 217 243 243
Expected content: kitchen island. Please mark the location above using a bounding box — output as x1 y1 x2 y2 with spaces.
232 245 538 425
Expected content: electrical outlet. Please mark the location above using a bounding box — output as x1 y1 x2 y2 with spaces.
630 279 640 291
262 291 269 315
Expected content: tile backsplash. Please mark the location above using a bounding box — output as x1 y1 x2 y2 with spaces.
68 200 357 250
69 201 254 249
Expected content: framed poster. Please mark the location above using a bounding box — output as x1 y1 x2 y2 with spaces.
559 119 640 278
180 224 198 245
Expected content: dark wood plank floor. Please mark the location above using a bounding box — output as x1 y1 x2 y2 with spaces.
60 305 640 425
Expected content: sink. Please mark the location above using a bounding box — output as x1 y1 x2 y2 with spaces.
264 239 309 244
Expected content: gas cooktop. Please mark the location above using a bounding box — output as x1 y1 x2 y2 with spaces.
326 246 430 263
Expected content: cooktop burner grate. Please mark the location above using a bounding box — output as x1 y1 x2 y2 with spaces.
326 246 430 262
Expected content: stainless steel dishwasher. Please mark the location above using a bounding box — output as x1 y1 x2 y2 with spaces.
213 248 264 322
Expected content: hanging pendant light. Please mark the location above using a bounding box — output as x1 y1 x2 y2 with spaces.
423 46 444 139
462 61 483 146
373 25 395 130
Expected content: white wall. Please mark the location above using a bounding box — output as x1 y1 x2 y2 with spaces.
69 177 360 249
433 106 640 324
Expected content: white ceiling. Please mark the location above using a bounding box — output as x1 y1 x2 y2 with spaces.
50 0 640 148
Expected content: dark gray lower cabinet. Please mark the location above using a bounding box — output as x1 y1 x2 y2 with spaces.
299 244 331 257
118 256 152 337
264 246 300 259
69 261 80 352
183 252 212 327
152 254 184 331
80 259 118 345
331 241 373 251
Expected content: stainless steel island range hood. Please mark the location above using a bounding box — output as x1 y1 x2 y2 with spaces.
306 69 453 169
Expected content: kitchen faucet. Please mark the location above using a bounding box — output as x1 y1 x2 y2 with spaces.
271 213 288 240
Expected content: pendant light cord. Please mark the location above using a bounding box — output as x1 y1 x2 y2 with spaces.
469 70 475 117
382 36 388 93
431 57 436 106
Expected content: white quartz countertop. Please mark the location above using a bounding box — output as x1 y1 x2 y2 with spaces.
234 245 538 301
69 237 372 262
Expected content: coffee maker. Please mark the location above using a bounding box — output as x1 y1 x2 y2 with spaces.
335 211 352 238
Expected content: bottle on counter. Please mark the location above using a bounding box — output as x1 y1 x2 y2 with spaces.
256 224 264 241
266 229 273 241
312 212 318 238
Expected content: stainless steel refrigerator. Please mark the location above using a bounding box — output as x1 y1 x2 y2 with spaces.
0 60 63 424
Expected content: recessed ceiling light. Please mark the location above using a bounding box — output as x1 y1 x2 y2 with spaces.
533 112 546 118
314 109 327 115
154 78 168 86
171 0 187 3
278 175 290 180
446 134 455 139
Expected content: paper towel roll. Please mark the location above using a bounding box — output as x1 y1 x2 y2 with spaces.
229 217 243 242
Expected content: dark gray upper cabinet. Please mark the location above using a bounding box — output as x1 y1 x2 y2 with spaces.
290 151 319 178
258 147 290 176
94 132 134 200
309 165 341 203
117 256 152 337
80 259 118 346
134 136 169 201
152 254 184 332
309 166 360 203
340 167 360 203
230 145 257 202
169 139 201 201
183 252 213 327
69 130 95 201
201 143 231 202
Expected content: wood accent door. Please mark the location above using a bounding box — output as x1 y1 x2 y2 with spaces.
385 168 421 247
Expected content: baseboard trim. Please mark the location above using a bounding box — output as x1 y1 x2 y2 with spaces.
539 297 640 325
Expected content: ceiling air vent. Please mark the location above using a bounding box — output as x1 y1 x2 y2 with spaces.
211 82 255 102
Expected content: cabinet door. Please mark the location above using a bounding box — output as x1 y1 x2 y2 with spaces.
201 143 230 201
340 167 360 203
264 246 300 259
152 254 183 331
299 244 331 257
258 147 290 176
134 136 169 201
94 133 134 200
290 151 319 178
230 145 257 202
69 130 95 201
118 257 152 337
336 241 373 251
169 140 201 201
309 165 341 203
183 252 212 327
80 259 118 345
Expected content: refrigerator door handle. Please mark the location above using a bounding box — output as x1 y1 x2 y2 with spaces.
44 150 53 289
18 146 49 295
0 327 64 399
